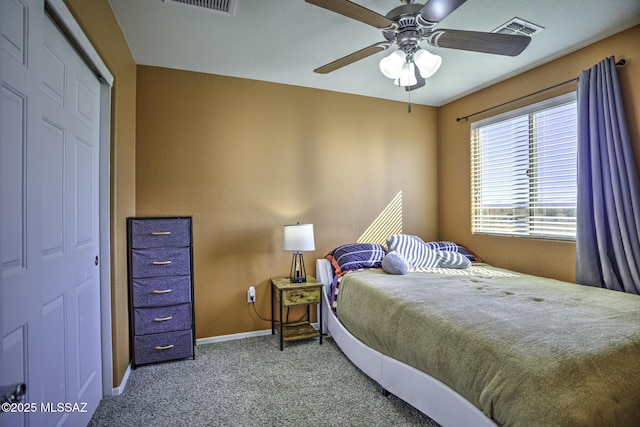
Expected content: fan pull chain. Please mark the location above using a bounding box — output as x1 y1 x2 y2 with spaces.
407 64 412 113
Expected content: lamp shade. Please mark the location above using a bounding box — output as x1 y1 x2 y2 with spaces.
283 223 315 252
413 49 442 79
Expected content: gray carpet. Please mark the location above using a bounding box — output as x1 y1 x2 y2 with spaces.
89 335 440 427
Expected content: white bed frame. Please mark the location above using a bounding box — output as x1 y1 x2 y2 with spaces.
315 259 496 427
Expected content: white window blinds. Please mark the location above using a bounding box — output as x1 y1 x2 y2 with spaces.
470 93 577 240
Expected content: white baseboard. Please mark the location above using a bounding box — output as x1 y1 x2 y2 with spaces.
196 323 320 346
112 363 131 395
196 328 273 345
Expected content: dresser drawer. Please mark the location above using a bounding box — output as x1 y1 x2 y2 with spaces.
131 247 191 278
130 218 191 249
134 303 192 335
281 286 321 306
133 329 193 366
132 275 192 307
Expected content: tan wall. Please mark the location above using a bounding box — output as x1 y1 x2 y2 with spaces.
438 25 640 282
64 0 136 387
135 66 439 338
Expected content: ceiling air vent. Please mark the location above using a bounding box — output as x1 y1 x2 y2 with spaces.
164 0 237 16
493 18 544 36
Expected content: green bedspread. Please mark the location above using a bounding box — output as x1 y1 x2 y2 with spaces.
336 265 640 427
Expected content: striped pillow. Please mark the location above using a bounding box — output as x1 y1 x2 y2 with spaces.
437 250 472 269
425 241 481 262
386 234 439 269
326 243 386 276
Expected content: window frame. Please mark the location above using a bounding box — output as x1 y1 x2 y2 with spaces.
470 92 578 241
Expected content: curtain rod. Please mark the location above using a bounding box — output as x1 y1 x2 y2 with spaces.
455 58 627 122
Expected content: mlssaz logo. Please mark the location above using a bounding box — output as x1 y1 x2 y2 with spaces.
40 402 88 413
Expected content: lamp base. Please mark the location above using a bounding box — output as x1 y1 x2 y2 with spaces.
289 252 307 283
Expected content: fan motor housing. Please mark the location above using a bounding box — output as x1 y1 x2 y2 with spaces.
383 3 428 52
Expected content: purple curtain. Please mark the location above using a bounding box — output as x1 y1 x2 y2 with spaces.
576 56 640 294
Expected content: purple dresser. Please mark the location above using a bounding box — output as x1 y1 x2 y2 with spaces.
127 217 195 368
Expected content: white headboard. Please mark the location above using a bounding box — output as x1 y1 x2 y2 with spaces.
315 258 333 290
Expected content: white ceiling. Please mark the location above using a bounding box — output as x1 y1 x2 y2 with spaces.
108 0 640 107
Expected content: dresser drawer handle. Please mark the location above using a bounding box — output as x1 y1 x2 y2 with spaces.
152 289 173 294
154 316 173 322
152 261 172 265
151 231 171 235
155 344 174 350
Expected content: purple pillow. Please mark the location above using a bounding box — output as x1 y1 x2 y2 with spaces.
326 243 386 276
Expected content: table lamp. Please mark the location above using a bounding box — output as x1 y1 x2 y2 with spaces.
283 223 315 283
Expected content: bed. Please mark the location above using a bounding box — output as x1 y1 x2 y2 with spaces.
315 238 640 427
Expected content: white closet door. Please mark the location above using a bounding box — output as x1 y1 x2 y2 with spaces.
38 13 102 427
1 2 103 426
2 2 47 426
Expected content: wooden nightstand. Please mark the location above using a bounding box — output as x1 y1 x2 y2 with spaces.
271 276 323 351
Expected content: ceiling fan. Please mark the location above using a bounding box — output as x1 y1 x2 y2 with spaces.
306 0 532 91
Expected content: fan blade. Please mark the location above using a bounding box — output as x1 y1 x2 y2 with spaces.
314 42 389 74
419 0 467 24
428 29 531 56
305 0 396 29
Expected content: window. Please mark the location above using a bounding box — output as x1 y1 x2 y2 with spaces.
470 93 577 240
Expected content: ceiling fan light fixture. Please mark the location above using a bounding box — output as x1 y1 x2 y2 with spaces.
380 47 441 88
394 62 417 87
379 50 406 79
413 49 442 78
